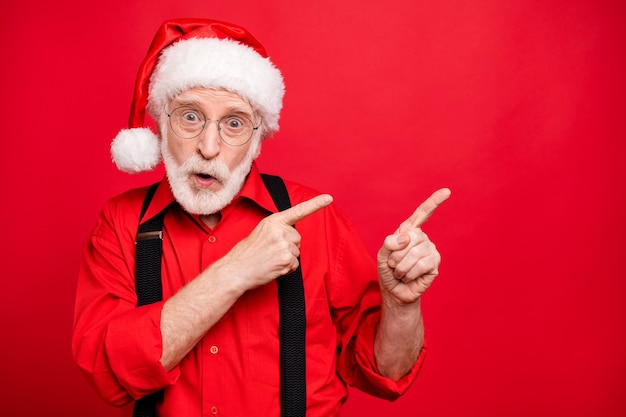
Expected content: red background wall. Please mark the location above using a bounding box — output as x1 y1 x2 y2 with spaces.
1 1 624 416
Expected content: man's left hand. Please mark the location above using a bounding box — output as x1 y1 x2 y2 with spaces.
377 188 451 305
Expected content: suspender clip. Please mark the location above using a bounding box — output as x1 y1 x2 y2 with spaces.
136 231 163 242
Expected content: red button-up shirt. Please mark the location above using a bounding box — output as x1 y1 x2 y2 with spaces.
72 164 424 416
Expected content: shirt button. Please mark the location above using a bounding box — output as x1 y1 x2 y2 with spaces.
208 235 217 243
210 345 219 354
211 406 219 414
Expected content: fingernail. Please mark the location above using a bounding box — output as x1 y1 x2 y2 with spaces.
397 235 409 245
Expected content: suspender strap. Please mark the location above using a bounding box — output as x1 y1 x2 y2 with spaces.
135 182 165 307
133 182 165 417
261 173 307 417
132 391 163 417
133 176 307 417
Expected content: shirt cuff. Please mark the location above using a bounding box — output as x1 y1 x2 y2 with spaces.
105 301 181 398
353 312 426 401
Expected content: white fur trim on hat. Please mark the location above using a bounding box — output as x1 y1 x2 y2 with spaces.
147 37 285 135
111 127 161 173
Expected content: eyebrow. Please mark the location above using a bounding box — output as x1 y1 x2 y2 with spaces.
171 96 201 107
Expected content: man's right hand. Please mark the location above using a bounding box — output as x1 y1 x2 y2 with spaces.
223 193 333 289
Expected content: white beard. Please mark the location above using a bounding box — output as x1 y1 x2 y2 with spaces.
161 137 261 215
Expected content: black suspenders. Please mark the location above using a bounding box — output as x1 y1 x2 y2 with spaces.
132 182 166 417
132 174 306 417
262 174 307 417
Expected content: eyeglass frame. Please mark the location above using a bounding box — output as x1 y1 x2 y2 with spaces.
165 106 262 147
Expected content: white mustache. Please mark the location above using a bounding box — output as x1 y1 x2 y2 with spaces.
178 154 231 183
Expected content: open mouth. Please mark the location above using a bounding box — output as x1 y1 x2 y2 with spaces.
193 172 219 188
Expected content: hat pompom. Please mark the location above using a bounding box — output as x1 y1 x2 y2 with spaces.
111 127 161 173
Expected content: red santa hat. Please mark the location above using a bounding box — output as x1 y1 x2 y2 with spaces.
111 18 285 173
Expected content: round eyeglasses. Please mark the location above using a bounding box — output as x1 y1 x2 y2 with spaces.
166 107 260 146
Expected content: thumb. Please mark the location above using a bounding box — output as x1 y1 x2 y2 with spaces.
378 233 411 260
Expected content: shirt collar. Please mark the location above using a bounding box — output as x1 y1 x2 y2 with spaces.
235 163 281 214
139 162 279 226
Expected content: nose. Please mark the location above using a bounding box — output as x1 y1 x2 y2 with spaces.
197 120 221 159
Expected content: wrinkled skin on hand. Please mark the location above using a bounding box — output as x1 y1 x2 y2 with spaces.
377 188 451 304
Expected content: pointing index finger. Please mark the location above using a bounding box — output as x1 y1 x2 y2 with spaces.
274 194 334 226
400 188 451 232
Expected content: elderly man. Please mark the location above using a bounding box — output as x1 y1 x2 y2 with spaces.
72 18 450 417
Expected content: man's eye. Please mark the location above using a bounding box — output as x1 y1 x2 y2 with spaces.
225 117 244 129
182 112 200 122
